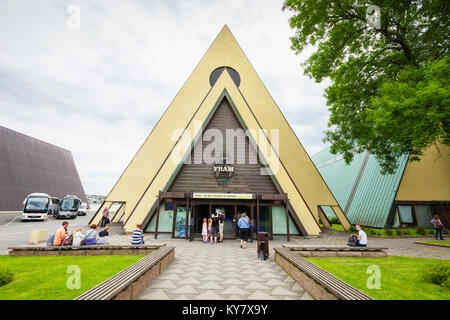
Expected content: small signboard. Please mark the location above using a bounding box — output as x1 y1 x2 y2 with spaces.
192 193 253 199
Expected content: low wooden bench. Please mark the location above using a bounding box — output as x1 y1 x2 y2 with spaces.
281 245 388 257
8 244 165 256
274 247 373 300
74 245 175 300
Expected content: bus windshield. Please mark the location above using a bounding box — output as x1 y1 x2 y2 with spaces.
24 197 49 213
60 199 81 212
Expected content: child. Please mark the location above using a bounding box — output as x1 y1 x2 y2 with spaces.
72 228 85 246
207 218 212 243
202 218 208 243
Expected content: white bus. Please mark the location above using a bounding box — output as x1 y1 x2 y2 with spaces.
56 195 81 219
22 193 51 221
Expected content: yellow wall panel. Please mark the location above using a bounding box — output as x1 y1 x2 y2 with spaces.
396 144 450 201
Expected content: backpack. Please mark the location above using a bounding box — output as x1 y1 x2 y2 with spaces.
62 234 73 246
347 234 358 247
46 232 55 246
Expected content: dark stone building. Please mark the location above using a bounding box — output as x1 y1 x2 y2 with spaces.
0 125 88 211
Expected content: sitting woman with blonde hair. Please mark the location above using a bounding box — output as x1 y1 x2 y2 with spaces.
72 228 85 246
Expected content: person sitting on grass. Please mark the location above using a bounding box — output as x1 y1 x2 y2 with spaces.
53 221 69 246
354 224 368 247
131 224 145 245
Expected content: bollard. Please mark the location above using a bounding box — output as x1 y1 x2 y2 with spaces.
29 230 47 245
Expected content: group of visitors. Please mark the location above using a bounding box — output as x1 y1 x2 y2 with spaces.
201 209 225 244
48 221 109 246
201 209 251 249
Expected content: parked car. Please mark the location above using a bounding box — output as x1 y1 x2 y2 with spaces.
22 193 51 221
55 195 81 219
77 202 88 216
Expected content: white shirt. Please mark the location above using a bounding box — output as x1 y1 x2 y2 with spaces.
358 230 367 245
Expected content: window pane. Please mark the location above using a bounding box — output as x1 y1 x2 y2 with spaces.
415 206 434 228
398 206 413 224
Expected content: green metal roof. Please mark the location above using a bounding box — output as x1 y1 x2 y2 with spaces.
312 147 408 228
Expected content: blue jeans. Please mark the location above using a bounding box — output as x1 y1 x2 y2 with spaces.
435 227 443 240
356 242 367 247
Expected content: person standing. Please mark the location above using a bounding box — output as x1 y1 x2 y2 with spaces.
211 213 219 244
237 213 250 249
431 215 445 240
201 218 208 243
355 224 368 247
218 209 225 243
207 218 212 243
131 224 145 245
100 207 110 228
53 221 69 246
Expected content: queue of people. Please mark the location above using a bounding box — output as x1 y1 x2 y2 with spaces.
202 209 251 249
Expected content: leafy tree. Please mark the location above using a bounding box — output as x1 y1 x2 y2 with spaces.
283 0 449 173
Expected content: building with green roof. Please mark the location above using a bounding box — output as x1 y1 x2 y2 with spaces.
312 144 450 229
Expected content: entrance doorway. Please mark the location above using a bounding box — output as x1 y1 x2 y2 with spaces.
193 204 210 234
211 204 235 239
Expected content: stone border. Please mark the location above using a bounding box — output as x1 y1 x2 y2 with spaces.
8 244 166 256
414 241 450 248
282 245 388 257
75 245 175 300
274 247 373 300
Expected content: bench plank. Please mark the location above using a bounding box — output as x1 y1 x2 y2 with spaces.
74 245 174 300
275 247 373 300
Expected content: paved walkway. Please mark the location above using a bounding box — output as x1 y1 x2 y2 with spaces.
136 240 312 300
290 230 450 260
104 228 449 300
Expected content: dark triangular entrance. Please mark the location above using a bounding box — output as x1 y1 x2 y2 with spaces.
167 96 279 194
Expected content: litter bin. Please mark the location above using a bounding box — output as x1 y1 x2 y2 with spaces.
257 232 269 260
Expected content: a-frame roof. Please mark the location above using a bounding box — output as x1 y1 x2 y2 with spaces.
91 25 350 235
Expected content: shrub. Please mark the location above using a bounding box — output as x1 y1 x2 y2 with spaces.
416 227 426 235
422 264 450 290
443 229 449 236
394 229 403 236
403 229 411 236
329 217 340 225
427 229 436 235
350 225 357 233
0 268 13 287
385 229 393 236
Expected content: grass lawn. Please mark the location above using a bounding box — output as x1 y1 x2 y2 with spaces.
416 240 450 246
307 256 450 300
0 255 145 300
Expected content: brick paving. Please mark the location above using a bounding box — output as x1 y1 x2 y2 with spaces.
289 230 450 260
105 228 449 300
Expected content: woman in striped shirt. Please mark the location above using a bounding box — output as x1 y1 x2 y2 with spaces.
131 224 145 245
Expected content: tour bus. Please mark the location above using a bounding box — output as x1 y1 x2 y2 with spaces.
56 195 81 219
48 197 60 216
21 193 51 221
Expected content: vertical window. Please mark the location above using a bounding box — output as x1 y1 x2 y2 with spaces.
398 205 413 224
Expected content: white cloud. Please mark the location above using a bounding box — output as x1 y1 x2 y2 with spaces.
0 0 330 195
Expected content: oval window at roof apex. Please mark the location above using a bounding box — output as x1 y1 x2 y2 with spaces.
209 66 240 87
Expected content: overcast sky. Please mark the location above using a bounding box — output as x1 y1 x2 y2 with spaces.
0 0 331 195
